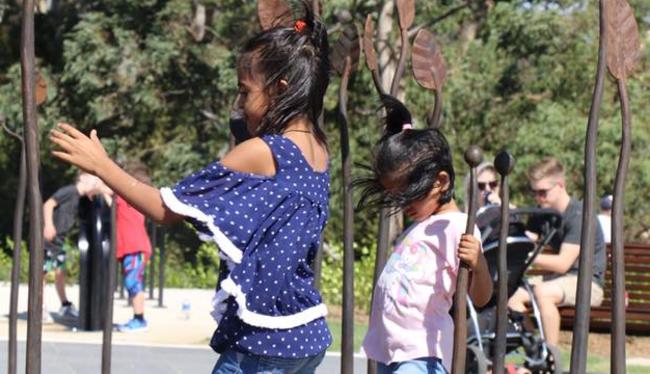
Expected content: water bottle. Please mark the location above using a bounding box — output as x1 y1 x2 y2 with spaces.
181 299 191 320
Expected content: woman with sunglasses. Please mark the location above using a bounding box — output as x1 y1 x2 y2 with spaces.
464 162 501 216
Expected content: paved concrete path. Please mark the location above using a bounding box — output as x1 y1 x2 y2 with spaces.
0 340 367 374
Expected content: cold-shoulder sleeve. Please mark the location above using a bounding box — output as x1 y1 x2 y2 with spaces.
160 161 277 265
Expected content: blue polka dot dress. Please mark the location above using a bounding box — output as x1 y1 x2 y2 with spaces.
160 135 332 358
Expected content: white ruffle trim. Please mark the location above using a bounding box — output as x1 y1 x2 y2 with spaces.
211 277 328 329
160 187 242 264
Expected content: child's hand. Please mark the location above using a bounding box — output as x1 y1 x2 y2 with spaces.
50 123 110 175
458 234 482 270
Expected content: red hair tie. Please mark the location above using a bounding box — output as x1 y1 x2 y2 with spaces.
294 19 307 33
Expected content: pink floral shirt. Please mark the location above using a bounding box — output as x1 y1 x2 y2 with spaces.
362 211 481 372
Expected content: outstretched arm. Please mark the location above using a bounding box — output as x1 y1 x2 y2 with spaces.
50 123 183 225
458 234 493 307
43 197 57 241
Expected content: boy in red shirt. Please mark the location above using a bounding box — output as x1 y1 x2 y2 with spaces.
115 161 152 332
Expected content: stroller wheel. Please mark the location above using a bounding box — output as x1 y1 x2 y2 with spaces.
524 345 562 374
466 345 488 374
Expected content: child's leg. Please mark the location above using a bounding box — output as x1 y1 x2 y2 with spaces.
118 252 148 331
54 268 68 304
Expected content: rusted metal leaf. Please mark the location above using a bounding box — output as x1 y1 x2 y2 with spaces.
363 15 378 71
396 0 415 30
258 0 292 30
35 72 47 106
412 29 447 90
605 0 641 79
331 24 360 76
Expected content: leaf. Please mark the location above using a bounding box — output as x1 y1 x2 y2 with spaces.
331 24 360 76
605 0 641 79
363 15 378 72
396 0 415 30
412 29 447 90
257 0 292 31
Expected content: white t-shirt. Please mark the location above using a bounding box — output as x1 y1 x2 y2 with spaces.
597 214 611 244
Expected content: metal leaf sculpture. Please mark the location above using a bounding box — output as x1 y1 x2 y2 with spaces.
396 0 415 30
605 0 641 79
412 29 447 127
412 29 446 90
331 24 360 77
363 15 384 95
258 0 292 30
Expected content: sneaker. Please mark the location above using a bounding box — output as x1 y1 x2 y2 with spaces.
116 318 148 332
58 304 79 319
42 308 54 324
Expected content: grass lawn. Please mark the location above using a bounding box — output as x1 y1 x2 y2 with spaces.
326 318 649 373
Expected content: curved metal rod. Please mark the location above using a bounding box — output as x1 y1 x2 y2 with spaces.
428 90 443 128
451 146 482 374
102 202 117 374
611 78 630 374
389 25 409 96
492 151 514 374
338 54 355 374
20 0 45 372
8 144 27 374
570 0 607 371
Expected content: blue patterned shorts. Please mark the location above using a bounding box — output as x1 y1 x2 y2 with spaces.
122 253 146 298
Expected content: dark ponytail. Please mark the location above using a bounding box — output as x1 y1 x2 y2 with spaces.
239 1 330 144
356 96 456 211
380 94 413 139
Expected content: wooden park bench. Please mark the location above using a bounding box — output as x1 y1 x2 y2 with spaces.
555 242 650 334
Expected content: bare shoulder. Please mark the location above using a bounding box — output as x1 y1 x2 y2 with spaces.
221 137 275 176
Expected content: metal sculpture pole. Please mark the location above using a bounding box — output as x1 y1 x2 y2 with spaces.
360 14 388 374
492 151 515 374
605 0 641 372
390 0 414 96
451 146 482 374
158 228 166 307
570 0 608 371
332 23 360 374
101 203 117 374
149 223 156 299
20 0 45 372
7 133 27 374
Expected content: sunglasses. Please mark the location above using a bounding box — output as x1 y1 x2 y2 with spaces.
478 181 498 191
530 183 556 198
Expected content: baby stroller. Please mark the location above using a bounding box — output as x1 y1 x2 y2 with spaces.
465 207 564 374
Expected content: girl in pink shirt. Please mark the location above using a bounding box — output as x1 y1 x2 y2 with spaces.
357 95 493 374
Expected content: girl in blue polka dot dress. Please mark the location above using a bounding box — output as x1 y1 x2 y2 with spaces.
51 4 332 373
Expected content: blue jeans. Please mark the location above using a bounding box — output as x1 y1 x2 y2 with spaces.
377 357 447 374
212 349 326 374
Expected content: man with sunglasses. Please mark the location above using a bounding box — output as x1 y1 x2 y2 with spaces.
508 157 606 347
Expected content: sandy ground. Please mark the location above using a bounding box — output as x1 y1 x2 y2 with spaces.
0 282 215 346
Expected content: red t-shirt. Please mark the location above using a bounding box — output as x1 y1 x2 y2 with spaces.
116 195 152 259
